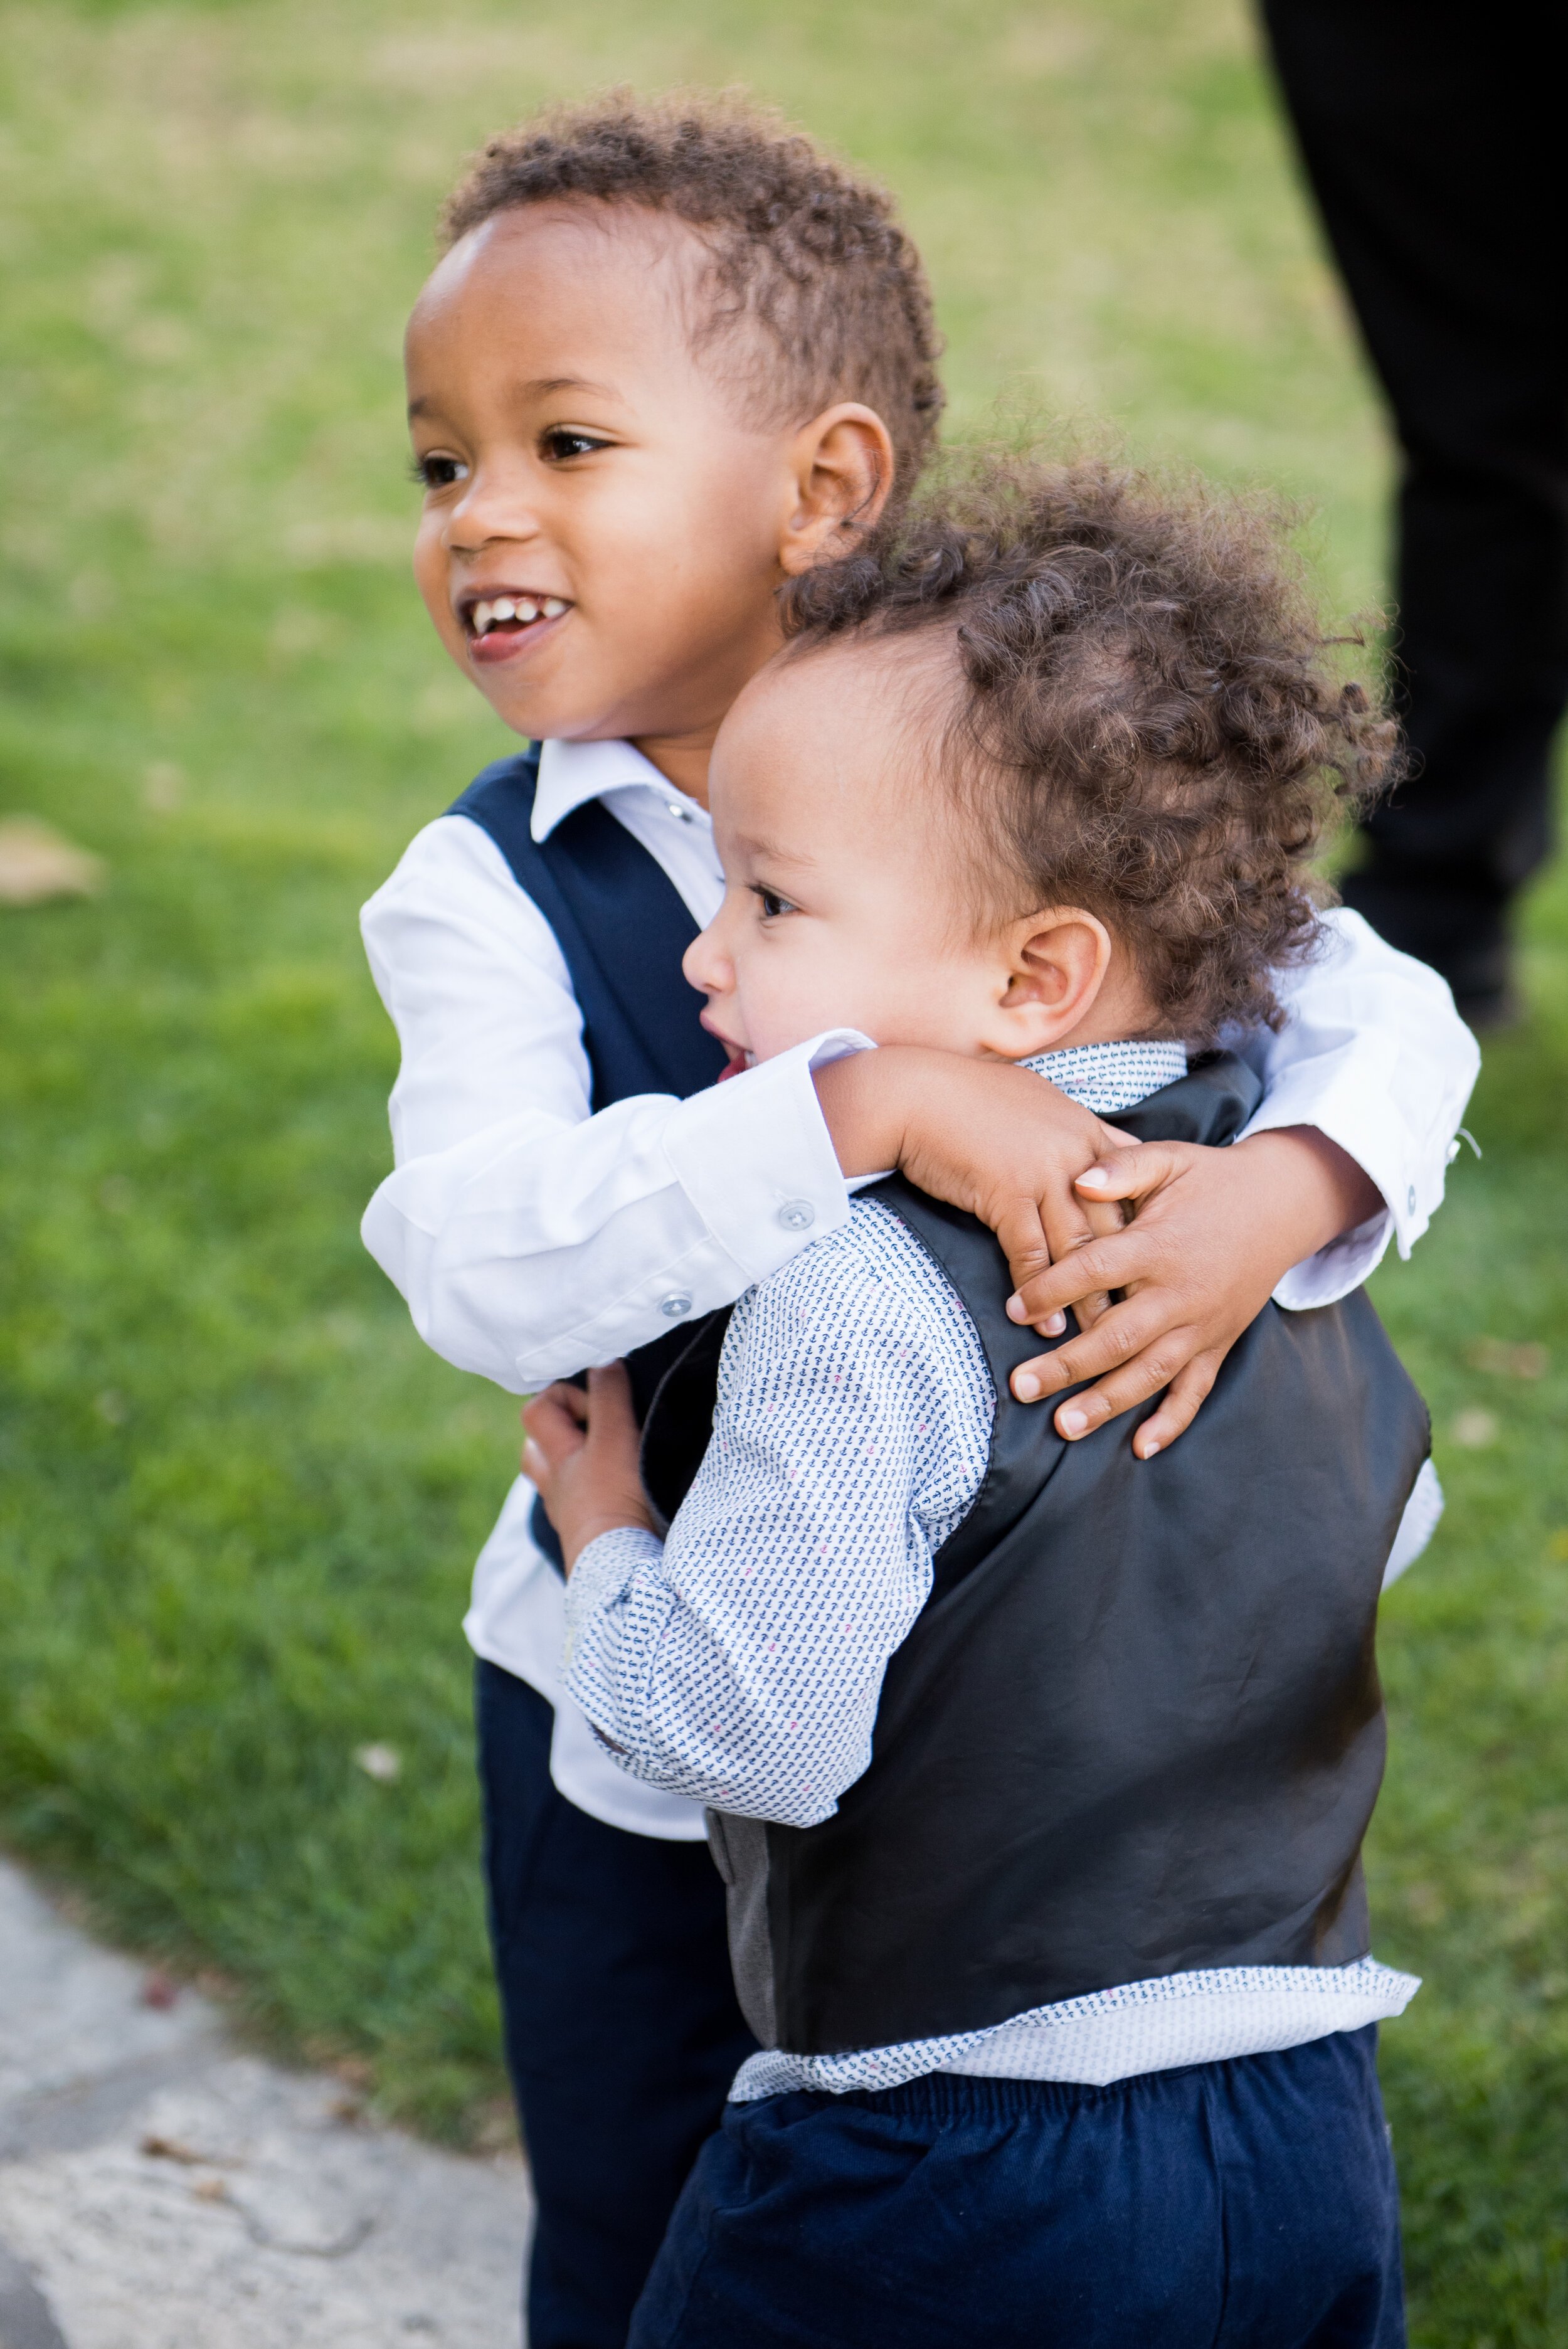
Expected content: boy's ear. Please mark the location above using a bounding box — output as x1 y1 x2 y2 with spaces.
778 405 896 576
985 909 1115 1054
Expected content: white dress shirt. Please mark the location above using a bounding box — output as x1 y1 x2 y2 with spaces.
360 735 1479 1837
561 1042 1426 2093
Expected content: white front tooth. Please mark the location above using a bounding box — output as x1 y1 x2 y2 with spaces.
473 600 494 632
543 598 566 619
517 600 539 623
492 598 516 622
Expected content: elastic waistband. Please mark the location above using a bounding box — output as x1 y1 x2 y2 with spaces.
750 2027 1378 2129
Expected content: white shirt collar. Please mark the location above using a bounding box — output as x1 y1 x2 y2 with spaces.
1020 1039 1189 1115
532 736 709 842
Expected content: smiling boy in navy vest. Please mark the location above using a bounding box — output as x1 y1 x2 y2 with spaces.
526 464 1436 2349
360 93 1476 2349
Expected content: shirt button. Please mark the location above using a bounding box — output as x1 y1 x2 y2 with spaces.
1406 1184 1417 1214
660 1291 693 1319
665 801 692 822
778 1200 815 1232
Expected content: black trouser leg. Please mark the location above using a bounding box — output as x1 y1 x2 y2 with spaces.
475 1662 755 2349
1262 0 1568 1007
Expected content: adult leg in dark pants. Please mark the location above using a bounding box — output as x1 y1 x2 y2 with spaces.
475 1661 756 2349
1263 0 1568 1021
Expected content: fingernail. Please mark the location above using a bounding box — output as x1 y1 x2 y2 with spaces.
1037 1312 1066 1337
1005 1294 1027 1323
1141 1440 1161 1459
1058 1407 1089 1437
1077 1167 1111 1188
1014 1373 1041 1401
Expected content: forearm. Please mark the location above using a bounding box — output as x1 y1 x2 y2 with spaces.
1232 1125 1382 1261
563 1526 881 1826
559 1231 961 1821
363 1041 857 1389
813 1042 1110 1182
812 1044 908 1176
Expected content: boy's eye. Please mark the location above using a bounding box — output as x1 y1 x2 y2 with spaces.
411 452 469 490
540 427 612 464
751 885 798 920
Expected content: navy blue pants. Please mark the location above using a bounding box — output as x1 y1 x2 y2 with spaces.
475 1662 756 2349
629 2028 1404 2349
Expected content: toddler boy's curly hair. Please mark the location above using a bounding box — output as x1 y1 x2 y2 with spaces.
442 89 944 507
782 460 1399 1046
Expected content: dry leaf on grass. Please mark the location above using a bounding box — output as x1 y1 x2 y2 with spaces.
0 816 106 905
1469 1337 1549 1380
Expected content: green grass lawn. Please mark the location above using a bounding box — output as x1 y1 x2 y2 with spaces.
3 1 1565 2338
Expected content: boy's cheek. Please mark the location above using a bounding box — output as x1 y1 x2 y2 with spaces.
413 539 460 650
741 979 862 1066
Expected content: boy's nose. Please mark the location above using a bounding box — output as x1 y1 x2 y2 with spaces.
683 925 726 995
446 463 542 551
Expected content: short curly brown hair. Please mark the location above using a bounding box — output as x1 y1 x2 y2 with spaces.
441 90 944 509
781 460 1397 1045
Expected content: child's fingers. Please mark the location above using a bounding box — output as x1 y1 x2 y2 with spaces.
1129 1352 1223 1458
521 1383 591 1465
1008 1289 1192 1408
539 1380 591 1429
1006 1224 1158 1327
1030 1188 1094 1275
997 1201 1077 1334
1051 1191 1125 1332
585 1359 638 1438
993 1198 1056 1295
997 1198 1118 1335
521 1434 553 1489
1046 1323 1203 1439
1074 1139 1185 1204
522 1381 588 1436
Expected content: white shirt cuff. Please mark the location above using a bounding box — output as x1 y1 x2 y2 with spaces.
661 1030 871 1281
1268 1208 1394 1311
1239 1059 1402 1309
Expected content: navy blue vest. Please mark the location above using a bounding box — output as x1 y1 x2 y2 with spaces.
449 747 729 1566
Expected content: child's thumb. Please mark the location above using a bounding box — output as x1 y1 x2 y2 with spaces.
1075 1142 1177 1202
586 1359 638 1429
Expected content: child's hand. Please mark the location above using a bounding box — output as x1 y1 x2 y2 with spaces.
1003 1127 1382 1458
521 1362 655 1574
814 1049 1132 1330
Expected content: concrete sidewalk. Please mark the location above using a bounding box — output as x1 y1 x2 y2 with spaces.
0 1860 529 2348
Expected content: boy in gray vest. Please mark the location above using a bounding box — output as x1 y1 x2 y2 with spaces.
524 461 1435 2347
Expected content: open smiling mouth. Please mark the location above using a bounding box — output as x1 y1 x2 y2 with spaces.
461 593 571 662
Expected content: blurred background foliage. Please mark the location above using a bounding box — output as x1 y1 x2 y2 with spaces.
1 2 1564 2338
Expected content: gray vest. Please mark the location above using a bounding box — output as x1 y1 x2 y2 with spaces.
641 1056 1431 2055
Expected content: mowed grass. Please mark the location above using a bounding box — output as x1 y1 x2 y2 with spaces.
1 1 1565 2336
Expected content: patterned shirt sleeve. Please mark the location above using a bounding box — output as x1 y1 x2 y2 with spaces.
561 1201 996 1827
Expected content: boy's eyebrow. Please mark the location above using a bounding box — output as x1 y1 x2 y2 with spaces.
737 832 817 869
521 374 623 402
405 376 622 423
